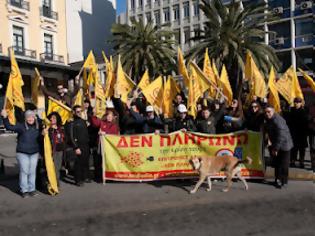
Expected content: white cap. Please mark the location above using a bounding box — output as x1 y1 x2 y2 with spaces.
106 100 114 108
177 104 187 113
146 105 154 112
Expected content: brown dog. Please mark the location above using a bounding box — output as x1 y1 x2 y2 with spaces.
190 155 252 193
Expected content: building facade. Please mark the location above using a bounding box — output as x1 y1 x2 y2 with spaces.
126 0 314 99
0 0 78 109
66 0 116 63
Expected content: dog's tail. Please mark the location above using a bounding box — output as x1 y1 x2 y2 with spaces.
234 156 252 169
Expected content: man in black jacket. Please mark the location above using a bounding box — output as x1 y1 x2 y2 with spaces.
264 105 293 189
66 105 90 186
172 104 196 132
287 97 308 168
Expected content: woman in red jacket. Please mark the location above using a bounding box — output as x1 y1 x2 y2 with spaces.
91 110 119 182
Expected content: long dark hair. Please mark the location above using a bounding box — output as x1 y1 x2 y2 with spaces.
47 112 62 127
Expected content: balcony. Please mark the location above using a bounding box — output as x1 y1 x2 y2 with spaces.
40 53 64 64
40 7 58 20
295 34 314 48
9 46 36 59
8 0 30 11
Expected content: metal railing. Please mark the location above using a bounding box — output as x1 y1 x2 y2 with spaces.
8 0 30 11
9 46 36 59
40 53 64 64
40 7 58 20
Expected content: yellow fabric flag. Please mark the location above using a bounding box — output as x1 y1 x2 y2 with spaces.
203 48 217 97
43 132 59 195
220 64 233 105
73 88 84 107
190 62 211 95
4 78 16 125
178 47 190 88
102 52 116 99
268 67 281 113
138 69 150 91
142 76 164 112
47 97 72 125
9 49 25 110
163 76 180 118
299 68 315 93
188 64 203 118
31 68 45 109
276 66 304 104
116 55 135 103
95 76 106 119
245 52 267 99
83 50 96 68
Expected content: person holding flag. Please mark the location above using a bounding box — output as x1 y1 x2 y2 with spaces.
1 109 42 198
171 104 196 132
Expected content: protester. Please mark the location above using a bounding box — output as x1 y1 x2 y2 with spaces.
91 109 119 182
142 106 164 134
65 105 90 186
44 112 65 186
222 99 244 133
245 101 265 132
196 106 217 134
1 109 41 197
287 97 308 168
264 105 293 189
308 102 315 172
40 76 81 107
172 104 196 132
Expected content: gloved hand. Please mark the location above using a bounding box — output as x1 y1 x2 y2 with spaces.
224 115 233 122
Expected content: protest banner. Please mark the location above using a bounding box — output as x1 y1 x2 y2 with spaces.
100 130 264 182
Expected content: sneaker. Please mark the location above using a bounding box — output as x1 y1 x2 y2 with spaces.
29 191 39 197
21 192 29 198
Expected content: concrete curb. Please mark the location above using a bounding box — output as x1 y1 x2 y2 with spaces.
265 167 314 181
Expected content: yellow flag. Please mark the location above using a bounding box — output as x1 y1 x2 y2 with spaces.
178 47 190 88
245 52 267 99
4 78 16 124
116 55 135 103
9 49 25 110
299 68 315 93
43 132 59 195
47 97 72 125
276 66 304 104
102 52 115 99
188 64 203 118
163 76 180 118
203 48 217 97
190 62 211 95
83 50 96 69
138 69 150 90
142 76 164 112
31 68 45 109
268 67 281 113
73 88 84 107
220 64 233 105
95 74 106 119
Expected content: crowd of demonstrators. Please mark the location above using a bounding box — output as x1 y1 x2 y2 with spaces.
2 76 315 197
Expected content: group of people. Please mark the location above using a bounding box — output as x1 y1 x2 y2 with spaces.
1 78 315 197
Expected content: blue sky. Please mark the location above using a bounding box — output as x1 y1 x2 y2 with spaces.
116 1 126 14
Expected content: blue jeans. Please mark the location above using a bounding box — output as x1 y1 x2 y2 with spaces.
16 152 39 193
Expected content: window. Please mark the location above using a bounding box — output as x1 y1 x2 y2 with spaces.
173 5 179 20
154 11 160 25
44 33 53 58
42 0 52 17
174 29 181 44
193 1 199 16
13 26 24 54
184 27 190 43
11 0 22 7
183 2 190 18
131 0 135 9
194 25 200 37
139 0 143 7
146 12 152 22
163 8 170 22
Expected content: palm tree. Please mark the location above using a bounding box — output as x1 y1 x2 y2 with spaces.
110 19 177 81
188 0 280 96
